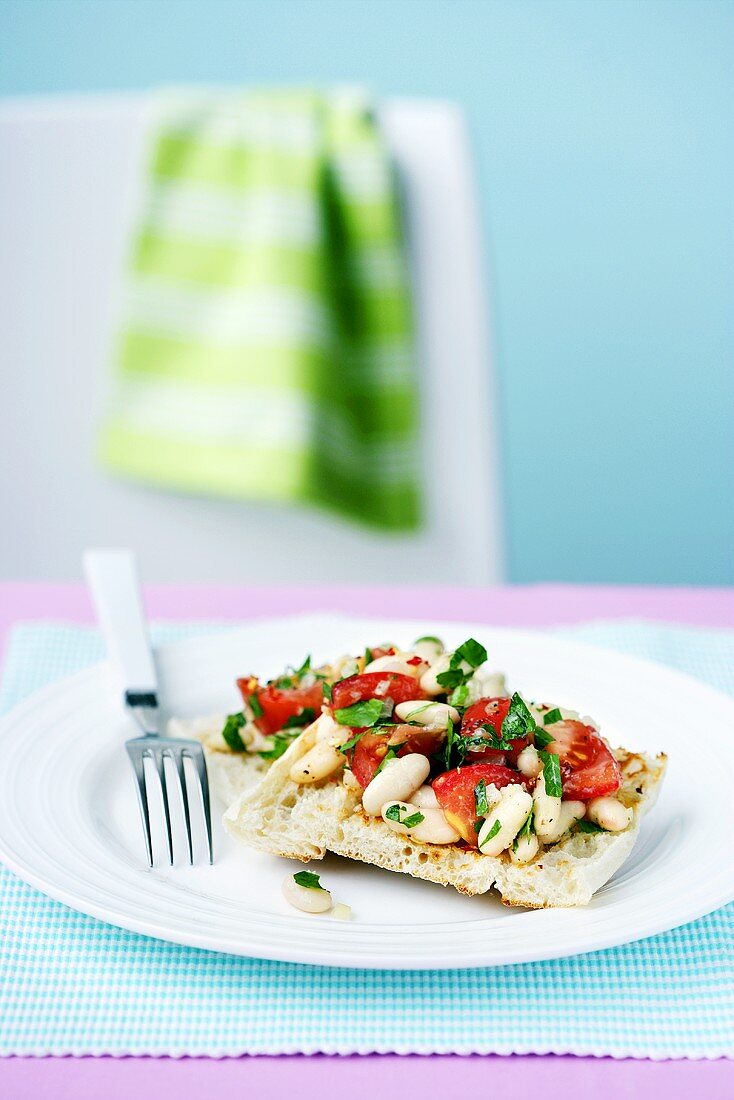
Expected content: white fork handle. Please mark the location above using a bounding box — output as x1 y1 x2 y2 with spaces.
83 549 158 695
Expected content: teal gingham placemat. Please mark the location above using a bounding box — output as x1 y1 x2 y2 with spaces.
0 620 732 1059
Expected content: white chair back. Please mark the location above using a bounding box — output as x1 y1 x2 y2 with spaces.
0 94 503 584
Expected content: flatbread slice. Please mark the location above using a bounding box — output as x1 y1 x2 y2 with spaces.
224 720 666 908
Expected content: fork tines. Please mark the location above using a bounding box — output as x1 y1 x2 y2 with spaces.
125 737 213 868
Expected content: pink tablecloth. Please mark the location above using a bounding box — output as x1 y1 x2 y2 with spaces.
1 582 733 1100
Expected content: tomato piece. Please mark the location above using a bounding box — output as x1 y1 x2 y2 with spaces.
350 725 445 788
461 697 510 738
460 696 528 764
433 763 526 847
544 720 621 800
237 678 324 736
331 672 421 711
402 726 446 757
351 732 390 788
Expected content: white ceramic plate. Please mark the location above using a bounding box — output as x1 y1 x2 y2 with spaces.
1 613 733 969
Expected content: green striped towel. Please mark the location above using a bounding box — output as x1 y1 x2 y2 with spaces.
101 88 421 530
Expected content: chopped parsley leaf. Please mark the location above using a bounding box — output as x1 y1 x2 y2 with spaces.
281 707 316 729
539 750 563 797
364 647 373 665
436 637 488 702
294 654 311 678
334 698 385 728
501 692 536 742
293 871 323 890
483 819 502 842
534 726 555 750
515 810 534 844
448 683 470 708
337 730 365 755
436 666 465 690
322 682 332 701
375 747 399 774
248 693 264 719
443 715 455 771
385 804 424 829
474 778 489 817
543 707 563 726
455 637 488 668
221 712 247 753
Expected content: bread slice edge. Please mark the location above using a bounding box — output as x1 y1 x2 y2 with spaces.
223 721 667 907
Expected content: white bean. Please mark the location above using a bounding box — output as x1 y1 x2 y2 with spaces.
282 874 332 913
477 785 533 856
532 775 563 842
393 699 459 729
411 784 439 808
510 831 540 865
289 740 345 784
586 796 633 832
517 744 543 779
412 637 445 663
381 801 461 844
361 753 430 816
364 654 424 678
538 800 586 845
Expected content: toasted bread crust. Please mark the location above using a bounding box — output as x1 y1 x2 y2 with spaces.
223 720 667 907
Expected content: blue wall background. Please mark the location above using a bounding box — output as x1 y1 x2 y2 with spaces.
2 0 732 585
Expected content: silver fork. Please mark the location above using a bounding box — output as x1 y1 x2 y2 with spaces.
84 549 213 867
